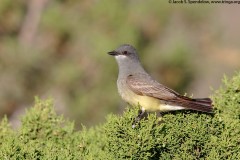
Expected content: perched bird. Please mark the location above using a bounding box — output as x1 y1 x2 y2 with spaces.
108 44 213 126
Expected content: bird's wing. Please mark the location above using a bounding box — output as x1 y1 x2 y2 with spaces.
127 73 213 113
126 73 179 101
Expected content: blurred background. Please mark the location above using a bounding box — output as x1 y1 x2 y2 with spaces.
0 0 239 128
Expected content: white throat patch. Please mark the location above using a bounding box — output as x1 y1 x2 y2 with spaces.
115 55 127 60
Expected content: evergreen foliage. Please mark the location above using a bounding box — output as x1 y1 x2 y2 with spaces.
0 72 239 159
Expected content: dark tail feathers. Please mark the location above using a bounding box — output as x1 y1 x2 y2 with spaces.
178 97 213 113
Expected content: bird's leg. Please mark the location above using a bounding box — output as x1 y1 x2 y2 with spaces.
132 108 147 128
156 112 164 124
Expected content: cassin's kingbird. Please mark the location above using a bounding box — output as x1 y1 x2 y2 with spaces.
108 44 213 126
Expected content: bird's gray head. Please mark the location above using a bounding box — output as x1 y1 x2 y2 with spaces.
108 44 139 62
108 44 145 75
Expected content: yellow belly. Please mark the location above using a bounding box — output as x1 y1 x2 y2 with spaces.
120 89 184 112
131 94 161 111
119 87 160 111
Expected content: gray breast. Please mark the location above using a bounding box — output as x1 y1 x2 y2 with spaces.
117 77 135 103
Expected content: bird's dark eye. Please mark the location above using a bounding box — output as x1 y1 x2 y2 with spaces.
123 51 128 55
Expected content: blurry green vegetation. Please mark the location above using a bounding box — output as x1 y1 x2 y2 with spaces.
0 72 239 159
0 0 215 127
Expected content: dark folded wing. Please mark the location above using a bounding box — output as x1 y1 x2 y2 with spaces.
126 73 179 100
126 73 213 113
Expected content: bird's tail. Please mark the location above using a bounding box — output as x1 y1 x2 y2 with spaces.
177 97 213 113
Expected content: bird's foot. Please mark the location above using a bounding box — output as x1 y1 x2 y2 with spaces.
132 109 147 128
156 112 164 124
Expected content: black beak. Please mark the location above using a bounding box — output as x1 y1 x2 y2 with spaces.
108 50 118 56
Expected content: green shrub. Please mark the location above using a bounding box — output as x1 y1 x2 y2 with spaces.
0 72 239 159
0 98 83 159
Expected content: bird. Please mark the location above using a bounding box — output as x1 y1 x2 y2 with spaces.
108 44 213 127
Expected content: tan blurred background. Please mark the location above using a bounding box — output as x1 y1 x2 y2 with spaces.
0 0 239 128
